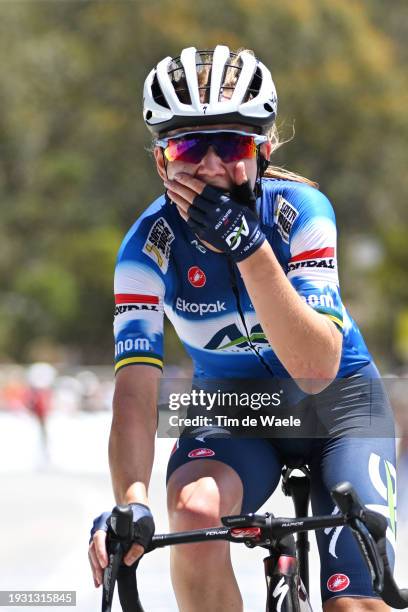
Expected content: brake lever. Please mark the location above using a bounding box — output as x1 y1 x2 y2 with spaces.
350 517 385 593
331 483 385 593
102 506 133 612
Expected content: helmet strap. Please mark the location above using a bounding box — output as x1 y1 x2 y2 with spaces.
255 153 269 198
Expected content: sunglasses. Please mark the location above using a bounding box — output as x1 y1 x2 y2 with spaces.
156 130 267 164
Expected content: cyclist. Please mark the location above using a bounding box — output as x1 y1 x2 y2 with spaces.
89 46 397 611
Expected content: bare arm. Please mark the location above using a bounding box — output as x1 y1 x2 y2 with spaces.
163 168 342 394
89 365 161 584
237 241 342 393
109 364 161 504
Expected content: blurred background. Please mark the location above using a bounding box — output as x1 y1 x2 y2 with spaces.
0 0 407 609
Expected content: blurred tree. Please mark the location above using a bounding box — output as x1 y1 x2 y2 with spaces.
0 0 406 368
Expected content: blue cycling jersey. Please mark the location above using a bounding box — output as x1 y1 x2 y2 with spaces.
113 178 397 606
114 178 373 379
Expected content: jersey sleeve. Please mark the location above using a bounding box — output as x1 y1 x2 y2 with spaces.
285 189 344 331
113 213 170 373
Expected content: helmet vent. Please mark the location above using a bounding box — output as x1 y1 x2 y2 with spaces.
151 73 170 109
247 66 263 101
166 57 192 105
220 52 243 101
196 51 212 104
168 51 214 104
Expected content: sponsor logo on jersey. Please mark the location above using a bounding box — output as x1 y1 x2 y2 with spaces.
142 217 174 273
288 247 336 272
274 196 299 243
115 304 159 316
327 574 350 592
115 338 150 357
176 298 226 316
114 294 159 317
288 258 335 271
188 266 206 288
204 323 268 352
225 215 250 251
301 293 335 309
188 448 215 458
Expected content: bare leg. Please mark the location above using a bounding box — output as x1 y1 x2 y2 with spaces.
167 459 244 612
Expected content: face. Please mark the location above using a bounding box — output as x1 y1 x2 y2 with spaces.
154 124 272 191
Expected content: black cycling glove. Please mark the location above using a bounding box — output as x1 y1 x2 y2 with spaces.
90 503 155 552
187 180 265 262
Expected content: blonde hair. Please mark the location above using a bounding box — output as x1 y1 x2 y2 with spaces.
169 48 319 189
263 123 319 188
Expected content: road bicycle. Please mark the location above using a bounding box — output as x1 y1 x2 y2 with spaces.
101 465 408 611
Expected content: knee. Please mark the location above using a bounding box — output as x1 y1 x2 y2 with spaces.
168 474 236 530
167 475 240 567
167 460 243 531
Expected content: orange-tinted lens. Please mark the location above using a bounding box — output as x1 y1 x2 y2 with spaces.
164 133 257 164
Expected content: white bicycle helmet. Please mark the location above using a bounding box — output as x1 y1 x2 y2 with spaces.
143 45 277 137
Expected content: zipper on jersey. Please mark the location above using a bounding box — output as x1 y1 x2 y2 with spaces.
227 259 275 377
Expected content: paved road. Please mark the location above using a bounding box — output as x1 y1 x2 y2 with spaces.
1 413 407 611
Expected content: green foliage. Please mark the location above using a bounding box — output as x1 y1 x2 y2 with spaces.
0 0 406 367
